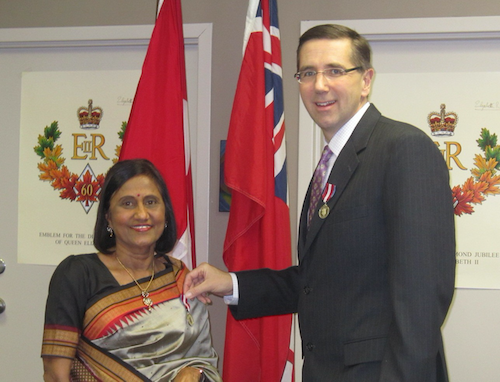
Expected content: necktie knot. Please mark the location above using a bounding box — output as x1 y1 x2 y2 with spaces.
307 146 333 228
318 145 333 168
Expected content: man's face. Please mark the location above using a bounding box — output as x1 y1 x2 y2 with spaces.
298 38 373 142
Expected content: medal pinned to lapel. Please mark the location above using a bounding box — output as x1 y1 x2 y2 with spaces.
319 183 336 219
182 294 194 326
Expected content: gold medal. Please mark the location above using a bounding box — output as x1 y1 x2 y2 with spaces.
182 294 194 326
318 204 330 219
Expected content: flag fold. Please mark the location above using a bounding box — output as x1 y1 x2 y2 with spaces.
223 0 293 380
119 0 195 269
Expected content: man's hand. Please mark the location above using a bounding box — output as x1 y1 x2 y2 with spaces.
184 263 233 304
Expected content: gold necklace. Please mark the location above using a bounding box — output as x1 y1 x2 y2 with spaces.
116 255 155 312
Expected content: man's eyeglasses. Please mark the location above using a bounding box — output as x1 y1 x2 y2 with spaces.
294 67 362 84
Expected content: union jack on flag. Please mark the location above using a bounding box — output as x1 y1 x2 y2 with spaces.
264 2 288 205
223 0 294 381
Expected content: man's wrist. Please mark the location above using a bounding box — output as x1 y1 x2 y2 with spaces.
223 272 239 305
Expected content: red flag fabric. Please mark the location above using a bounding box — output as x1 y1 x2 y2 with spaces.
223 0 293 380
119 0 195 269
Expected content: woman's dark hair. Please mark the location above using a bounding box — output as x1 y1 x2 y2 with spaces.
296 24 372 72
94 159 177 255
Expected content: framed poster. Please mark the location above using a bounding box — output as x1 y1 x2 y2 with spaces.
5 23 213 265
18 70 136 265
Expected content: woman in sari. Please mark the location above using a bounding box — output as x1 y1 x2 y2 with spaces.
41 159 221 382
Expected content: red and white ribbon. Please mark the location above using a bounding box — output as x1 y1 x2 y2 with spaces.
322 183 336 204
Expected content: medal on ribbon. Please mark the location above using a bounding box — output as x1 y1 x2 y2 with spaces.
182 294 194 326
319 183 335 219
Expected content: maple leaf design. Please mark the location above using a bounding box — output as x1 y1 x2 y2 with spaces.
476 127 497 151
34 122 62 158
479 172 500 195
485 146 500 169
113 122 126 163
38 160 59 181
96 174 106 190
34 135 54 158
51 166 72 190
114 145 122 163
60 185 77 201
452 185 474 216
44 121 62 142
74 171 102 206
461 177 487 204
453 128 500 216
118 121 127 141
42 145 65 167
471 154 498 179
50 166 78 200
60 173 79 200
35 120 122 211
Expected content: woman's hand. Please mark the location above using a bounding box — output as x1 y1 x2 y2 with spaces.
42 357 72 382
173 366 204 382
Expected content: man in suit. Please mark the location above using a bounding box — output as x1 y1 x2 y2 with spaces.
184 24 456 381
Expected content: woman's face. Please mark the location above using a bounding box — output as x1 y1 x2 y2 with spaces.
106 175 166 255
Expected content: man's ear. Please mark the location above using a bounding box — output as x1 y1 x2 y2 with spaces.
361 68 375 98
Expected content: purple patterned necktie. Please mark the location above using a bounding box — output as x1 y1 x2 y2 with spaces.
307 145 333 228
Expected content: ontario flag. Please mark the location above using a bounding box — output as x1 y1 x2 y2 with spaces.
119 0 196 269
222 0 294 381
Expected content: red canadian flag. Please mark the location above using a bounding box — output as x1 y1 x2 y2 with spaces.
120 0 195 268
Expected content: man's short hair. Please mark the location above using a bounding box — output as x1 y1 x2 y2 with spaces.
296 24 372 71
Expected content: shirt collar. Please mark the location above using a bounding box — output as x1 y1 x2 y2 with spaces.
327 102 370 157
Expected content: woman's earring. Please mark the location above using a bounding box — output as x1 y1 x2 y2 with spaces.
164 222 168 229
106 226 114 238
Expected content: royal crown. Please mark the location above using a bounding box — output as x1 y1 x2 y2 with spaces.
77 99 103 129
428 104 457 136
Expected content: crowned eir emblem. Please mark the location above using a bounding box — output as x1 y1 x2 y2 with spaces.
428 104 458 136
34 100 125 214
78 99 103 129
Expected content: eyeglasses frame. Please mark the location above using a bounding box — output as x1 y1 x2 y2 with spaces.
294 66 362 84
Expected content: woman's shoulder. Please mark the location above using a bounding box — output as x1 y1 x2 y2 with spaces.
54 253 102 276
57 252 99 265
49 253 117 299
157 254 187 272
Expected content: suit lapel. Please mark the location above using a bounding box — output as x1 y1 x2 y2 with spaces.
299 105 381 259
298 178 313 254
301 143 359 258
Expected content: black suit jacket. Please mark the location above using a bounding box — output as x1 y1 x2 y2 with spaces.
231 105 456 382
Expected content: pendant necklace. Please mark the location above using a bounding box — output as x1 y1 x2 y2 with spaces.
116 255 155 312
